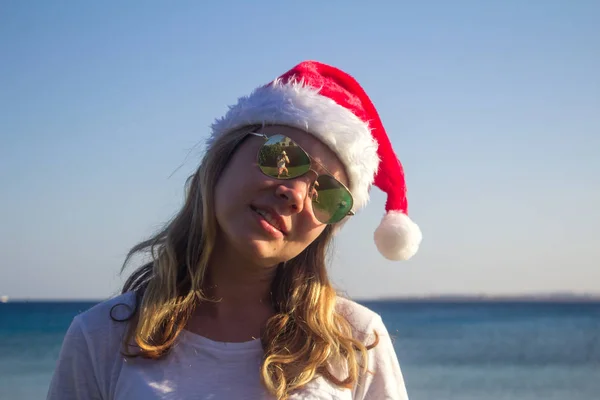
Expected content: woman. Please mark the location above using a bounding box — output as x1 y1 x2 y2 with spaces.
47 61 422 399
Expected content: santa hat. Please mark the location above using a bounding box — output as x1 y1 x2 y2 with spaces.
209 61 422 260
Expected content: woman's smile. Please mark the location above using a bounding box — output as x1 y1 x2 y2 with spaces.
250 205 287 238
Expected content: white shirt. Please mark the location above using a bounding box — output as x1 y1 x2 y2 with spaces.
47 292 409 399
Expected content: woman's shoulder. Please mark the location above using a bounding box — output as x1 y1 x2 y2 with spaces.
334 295 387 342
335 295 382 324
74 291 138 338
48 293 138 399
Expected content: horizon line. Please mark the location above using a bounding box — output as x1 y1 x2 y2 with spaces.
3 292 600 303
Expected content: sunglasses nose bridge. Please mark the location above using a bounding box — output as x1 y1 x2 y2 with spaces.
304 168 319 184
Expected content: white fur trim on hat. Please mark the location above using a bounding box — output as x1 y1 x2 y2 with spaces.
209 79 380 212
374 211 422 260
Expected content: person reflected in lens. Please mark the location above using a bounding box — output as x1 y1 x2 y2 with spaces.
276 150 290 178
311 180 319 203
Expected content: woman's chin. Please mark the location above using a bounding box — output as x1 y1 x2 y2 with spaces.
247 241 309 268
227 238 283 266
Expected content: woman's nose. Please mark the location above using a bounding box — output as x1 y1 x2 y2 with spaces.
274 179 312 213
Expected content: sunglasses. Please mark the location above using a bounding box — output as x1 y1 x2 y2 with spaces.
247 132 354 224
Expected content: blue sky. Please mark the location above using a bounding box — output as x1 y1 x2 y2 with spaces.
1 1 598 300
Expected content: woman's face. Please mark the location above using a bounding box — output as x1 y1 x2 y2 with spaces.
213 125 349 267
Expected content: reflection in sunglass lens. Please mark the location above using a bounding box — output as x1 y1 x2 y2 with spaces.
311 175 353 224
257 135 311 179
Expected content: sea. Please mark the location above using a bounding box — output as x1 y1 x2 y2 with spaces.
1 299 599 399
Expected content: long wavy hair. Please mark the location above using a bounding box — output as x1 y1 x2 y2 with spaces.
114 125 378 399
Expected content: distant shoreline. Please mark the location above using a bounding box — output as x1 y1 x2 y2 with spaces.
3 293 600 303
359 294 600 303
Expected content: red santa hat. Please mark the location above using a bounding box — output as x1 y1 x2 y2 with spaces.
209 61 422 260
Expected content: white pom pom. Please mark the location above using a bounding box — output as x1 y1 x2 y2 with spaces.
374 211 422 261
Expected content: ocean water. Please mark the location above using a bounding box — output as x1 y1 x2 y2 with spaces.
1 299 598 399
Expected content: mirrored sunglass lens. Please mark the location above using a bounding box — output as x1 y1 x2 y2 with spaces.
257 135 311 179
311 175 353 224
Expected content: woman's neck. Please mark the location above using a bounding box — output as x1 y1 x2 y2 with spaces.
186 248 279 342
205 244 279 307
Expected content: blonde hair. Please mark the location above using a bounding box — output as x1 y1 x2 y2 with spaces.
114 125 378 399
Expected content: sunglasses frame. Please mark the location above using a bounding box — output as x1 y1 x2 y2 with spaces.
247 131 355 223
